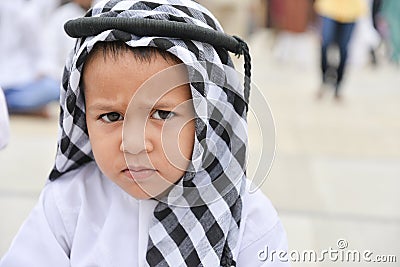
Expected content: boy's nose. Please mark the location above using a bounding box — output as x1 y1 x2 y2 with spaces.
120 118 154 155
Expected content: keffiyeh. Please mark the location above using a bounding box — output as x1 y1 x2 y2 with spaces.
50 0 250 266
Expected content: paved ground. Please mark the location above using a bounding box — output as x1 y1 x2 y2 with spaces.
1 30 399 266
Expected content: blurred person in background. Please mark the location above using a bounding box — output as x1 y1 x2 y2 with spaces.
268 0 313 34
35 0 63 18
0 0 60 118
369 0 383 65
268 0 315 65
0 88 10 150
381 0 400 64
314 0 368 100
39 0 93 82
348 0 380 67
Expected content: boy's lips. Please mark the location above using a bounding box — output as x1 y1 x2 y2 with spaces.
123 167 156 181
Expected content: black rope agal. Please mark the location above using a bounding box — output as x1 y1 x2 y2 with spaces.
64 17 251 108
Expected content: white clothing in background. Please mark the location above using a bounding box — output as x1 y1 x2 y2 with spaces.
0 89 10 150
349 0 381 66
0 1 43 88
0 162 289 266
34 0 63 19
39 3 87 81
0 0 60 89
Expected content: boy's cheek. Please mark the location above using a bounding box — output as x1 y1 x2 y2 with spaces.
161 121 195 171
89 130 123 174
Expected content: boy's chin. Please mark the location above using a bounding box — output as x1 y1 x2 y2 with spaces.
122 186 152 200
121 183 173 200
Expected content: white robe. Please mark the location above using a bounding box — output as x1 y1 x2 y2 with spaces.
0 162 289 266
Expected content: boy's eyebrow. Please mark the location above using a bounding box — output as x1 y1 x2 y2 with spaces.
152 100 176 109
152 97 192 110
87 103 112 111
86 102 125 113
86 98 190 113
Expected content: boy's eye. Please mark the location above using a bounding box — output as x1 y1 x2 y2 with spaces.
151 110 174 120
100 112 123 123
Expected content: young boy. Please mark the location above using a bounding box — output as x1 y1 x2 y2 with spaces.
0 0 289 266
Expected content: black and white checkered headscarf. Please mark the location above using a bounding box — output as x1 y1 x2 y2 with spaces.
50 0 249 266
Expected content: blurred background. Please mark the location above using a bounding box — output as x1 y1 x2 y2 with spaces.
0 0 399 266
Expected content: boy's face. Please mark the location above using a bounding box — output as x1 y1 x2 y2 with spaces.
84 49 195 199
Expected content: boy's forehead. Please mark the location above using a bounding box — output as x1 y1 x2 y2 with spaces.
83 46 188 82
84 42 181 67
83 47 191 102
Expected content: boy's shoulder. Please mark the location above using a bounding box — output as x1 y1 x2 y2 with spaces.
236 184 289 265
239 182 282 248
242 184 279 230
45 162 118 209
49 162 103 188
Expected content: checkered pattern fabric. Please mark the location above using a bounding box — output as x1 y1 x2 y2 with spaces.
49 0 249 266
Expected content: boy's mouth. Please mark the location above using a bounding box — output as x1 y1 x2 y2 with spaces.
123 167 156 181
